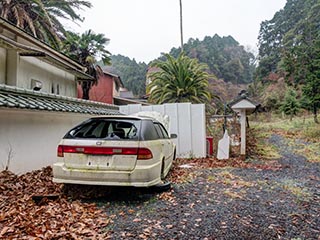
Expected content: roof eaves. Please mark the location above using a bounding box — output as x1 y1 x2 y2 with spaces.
228 95 259 108
113 96 150 106
0 34 93 80
0 84 120 115
0 17 85 71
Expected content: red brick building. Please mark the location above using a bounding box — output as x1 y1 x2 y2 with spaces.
77 71 123 104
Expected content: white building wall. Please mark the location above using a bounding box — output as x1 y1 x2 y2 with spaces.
119 103 206 158
1 48 76 97
0 109 90 174
18 57 76 97
6 49 19 86
0 48 6 84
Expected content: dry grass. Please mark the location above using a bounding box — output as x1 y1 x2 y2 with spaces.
251 115 320 162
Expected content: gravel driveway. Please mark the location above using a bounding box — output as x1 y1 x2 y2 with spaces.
96 134 320 239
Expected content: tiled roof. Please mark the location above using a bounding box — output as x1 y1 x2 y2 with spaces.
0 84 121 115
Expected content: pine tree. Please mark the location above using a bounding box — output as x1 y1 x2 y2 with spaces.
281 88 300 121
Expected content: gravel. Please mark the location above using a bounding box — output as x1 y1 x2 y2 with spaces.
94 134 320 239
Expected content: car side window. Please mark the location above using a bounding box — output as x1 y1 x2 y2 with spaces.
154 123 169 139
141 120 160 140
159 124 169 139
154 123 163 138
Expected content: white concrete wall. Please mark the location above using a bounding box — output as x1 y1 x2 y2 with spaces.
120 103 206 158
0 109 91 174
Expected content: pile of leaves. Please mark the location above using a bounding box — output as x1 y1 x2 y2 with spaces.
0 167 110 239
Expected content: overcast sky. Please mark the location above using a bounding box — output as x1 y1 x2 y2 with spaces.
65 0 287 63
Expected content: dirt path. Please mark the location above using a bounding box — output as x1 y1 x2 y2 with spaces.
100 134 320 239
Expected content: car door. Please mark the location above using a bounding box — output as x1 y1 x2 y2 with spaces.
154 122 173 172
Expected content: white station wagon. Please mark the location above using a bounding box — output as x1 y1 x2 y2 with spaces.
53 116 177 187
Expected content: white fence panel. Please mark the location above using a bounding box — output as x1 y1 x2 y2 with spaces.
119 103 206 158
191 104 206 157
164 104 179 153
177 103 193 157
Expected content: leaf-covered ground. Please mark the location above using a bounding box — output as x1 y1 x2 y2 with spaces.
0 167 109 239
0 128 319 239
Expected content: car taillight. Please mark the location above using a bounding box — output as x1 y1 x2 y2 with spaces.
137 148 153 160
57 145 152 159
57 145 64 157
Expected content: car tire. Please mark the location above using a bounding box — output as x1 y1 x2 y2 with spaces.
151 181 171 193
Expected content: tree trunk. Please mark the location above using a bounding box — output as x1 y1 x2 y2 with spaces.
313 104 319 124
179 0 183 52
81 81 90 100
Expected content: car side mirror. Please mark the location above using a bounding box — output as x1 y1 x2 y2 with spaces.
170 133 178 139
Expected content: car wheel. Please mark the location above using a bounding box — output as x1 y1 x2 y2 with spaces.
151 181 171 193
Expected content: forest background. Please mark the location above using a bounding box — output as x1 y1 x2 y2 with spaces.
0 0 318 121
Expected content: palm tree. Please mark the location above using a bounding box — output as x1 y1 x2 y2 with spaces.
147 53 211 104
62 30 111 100
0 0 91 49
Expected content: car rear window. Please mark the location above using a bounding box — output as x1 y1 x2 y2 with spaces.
64 118 141 140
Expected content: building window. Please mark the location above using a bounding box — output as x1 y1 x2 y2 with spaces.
56 84 60 95
51 84 55 94
31 79 42 91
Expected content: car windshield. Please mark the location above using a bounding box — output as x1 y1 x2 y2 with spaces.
65 118 141 140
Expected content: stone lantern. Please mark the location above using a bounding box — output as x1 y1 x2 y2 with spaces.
229 95 259 156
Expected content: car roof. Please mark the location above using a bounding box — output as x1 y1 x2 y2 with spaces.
89 115 157 121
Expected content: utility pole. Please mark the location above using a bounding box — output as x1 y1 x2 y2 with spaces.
179 0 184 52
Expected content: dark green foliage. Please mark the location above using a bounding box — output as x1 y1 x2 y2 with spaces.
256 0 320 123
62 30 111 66
0 0 92 49
281 1 320 123
301 50 320 123
281 88 300 120
106 35 255 97
61 30 111 100
167 35 255 84
256 0 318 81
106 55 148 97
147 53 211 104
